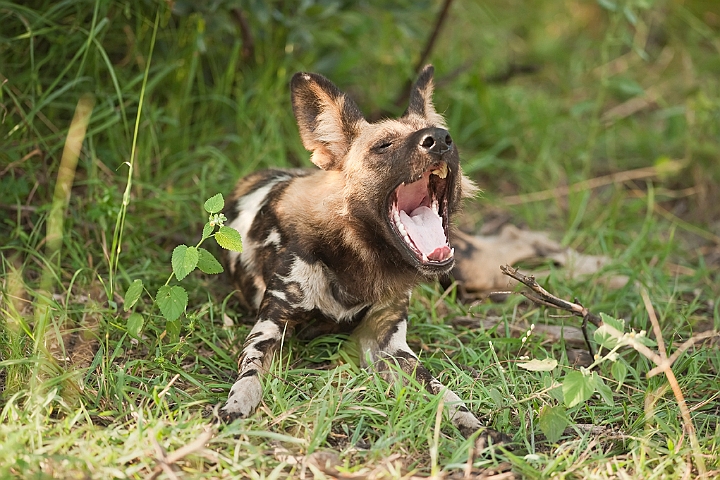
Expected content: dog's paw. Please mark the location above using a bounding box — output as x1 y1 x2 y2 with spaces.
219 374 263 422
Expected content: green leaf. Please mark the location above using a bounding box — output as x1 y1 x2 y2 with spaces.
563 370 595 408
549 382 564 403
172 245 199 281
123 279 143 312
215 226 243 252
166 318 181 343
594 325 618 350
202 222 214 240
600 313 625 332
204 193 224 214
543 375 564 402
487 388 504 408
608 77 645 99
634 334 657 348
127 312 144 338
517 358 558 372
156 285 188 322
538 405 568 443
593 372 614 406
594 314 626 350
611 361 628 390
197 248 224 274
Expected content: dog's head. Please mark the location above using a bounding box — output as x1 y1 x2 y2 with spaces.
291 65 475 277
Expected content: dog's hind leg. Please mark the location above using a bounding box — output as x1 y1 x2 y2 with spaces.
354 299 508 444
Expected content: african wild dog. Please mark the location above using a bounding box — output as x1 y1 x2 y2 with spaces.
220 65 500 441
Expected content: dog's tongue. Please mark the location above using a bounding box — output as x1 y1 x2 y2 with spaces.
399 206 450 261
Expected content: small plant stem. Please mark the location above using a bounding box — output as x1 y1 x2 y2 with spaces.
430 397 444 477
586 343 623 371
109 10 160 298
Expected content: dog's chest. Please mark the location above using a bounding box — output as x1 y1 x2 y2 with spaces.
225 170 370 323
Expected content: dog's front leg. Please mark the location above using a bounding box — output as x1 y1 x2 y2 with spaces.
220 295 296 421
354 299 500 441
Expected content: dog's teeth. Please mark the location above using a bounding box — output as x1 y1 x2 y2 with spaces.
450 248 455 257
422 254 429 262
432 199 439 214
431 163 448 179
398 223 406 235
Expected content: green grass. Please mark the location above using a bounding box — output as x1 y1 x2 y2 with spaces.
2 0 720 477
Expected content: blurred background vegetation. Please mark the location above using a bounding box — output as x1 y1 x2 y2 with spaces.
2 0 719 265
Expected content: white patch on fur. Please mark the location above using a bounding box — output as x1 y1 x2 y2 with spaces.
263 229 281 248
228 177 290 308
461 173 480 199
221 375 263 418
228 178 290 272
314 95 347 147
381 320 413 358
268 290 287 302
282 256 368 322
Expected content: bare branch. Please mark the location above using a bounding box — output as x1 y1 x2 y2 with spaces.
231 8 255 62
391 0 454 110
499 265 601 356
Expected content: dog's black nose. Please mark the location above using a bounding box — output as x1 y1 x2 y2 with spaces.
418 127 452 156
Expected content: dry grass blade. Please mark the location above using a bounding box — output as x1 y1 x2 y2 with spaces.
31 93 95 391
150 434 180 480
148 428 214 480
45 93 95 263
501 161 684 206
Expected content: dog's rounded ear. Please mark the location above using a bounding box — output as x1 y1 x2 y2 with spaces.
403 65 447 127
291 72 367 171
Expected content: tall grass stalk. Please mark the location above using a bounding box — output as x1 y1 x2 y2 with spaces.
108 10 160 298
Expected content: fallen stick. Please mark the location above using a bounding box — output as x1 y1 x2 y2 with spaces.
499 264 602 357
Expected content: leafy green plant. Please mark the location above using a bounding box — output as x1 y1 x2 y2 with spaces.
516 312 665 444
508 263 717 474
560 313 648 407
122 194 241 337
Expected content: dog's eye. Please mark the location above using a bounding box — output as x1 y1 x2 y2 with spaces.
374 141 393 152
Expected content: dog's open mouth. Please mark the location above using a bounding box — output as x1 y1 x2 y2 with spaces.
389 162 453 265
